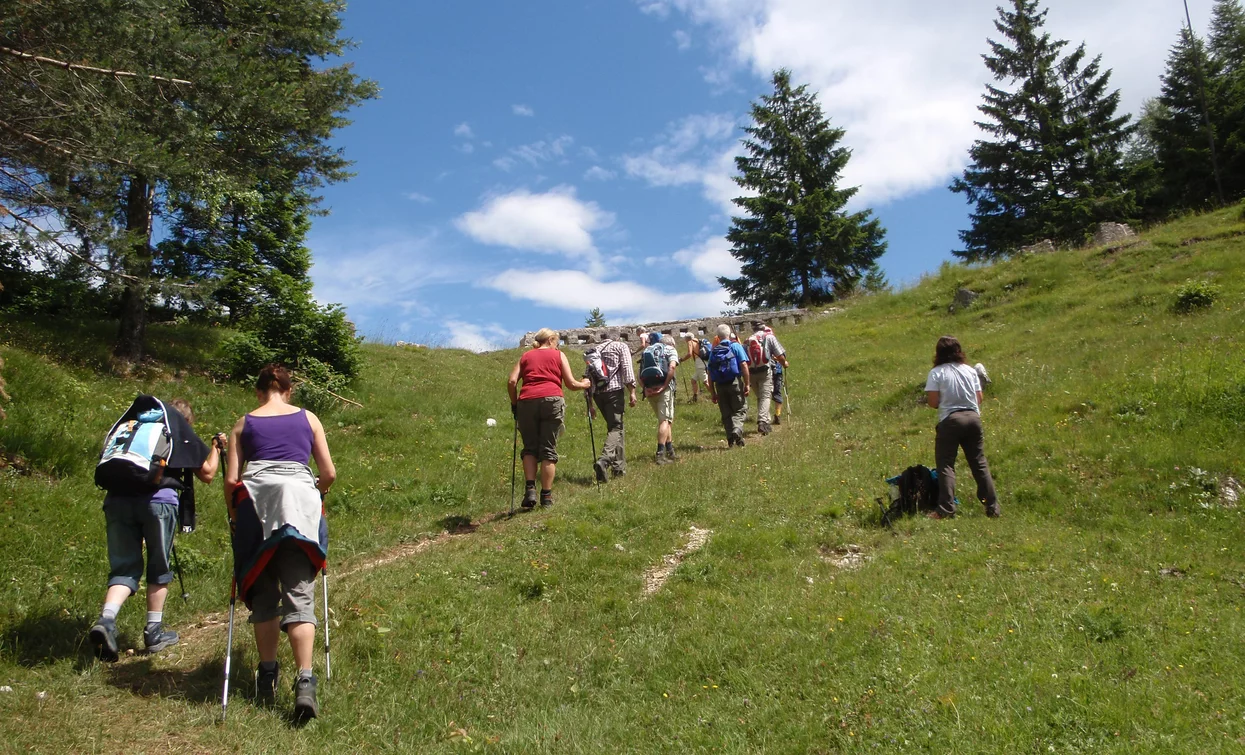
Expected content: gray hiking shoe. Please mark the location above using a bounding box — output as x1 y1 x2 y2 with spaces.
758 422 772 436
654 451 669 466
521 487 538 510
773 415 781 426
985 503 1001 518
256 663 279 707
293 673 318 721
89 616 119 662
593 460 608 484
539 491 554 509
144 622 179 653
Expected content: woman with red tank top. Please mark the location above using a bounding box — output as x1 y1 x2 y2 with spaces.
507 328 590 509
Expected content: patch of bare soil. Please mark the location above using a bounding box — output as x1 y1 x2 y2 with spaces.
642 526 712 596
819 544 869 570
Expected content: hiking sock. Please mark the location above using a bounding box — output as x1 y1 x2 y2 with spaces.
656 443 663 455
101 602 122 621
664 442 675 458
297 668 314 679
260 660 279 672
146 611 162 625
525 481 536 490
539 489 553 508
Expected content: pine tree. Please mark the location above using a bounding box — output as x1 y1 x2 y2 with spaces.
584 308 607 328
951 0 1133 260
1209 0 1245 198
1153 27 1223 211
722 70 886 309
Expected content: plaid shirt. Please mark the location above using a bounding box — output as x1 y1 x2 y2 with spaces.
597 339 636 392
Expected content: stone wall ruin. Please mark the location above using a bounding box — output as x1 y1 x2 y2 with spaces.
519 308 807 350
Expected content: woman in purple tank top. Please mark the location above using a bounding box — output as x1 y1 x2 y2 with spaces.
224 364 336 720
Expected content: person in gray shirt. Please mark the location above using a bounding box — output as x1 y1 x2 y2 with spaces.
924 336 999 519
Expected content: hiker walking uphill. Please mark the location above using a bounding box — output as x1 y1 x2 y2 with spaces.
585 335 638 483
746 323 789 436
707 323 751 447
640 333 680 464
224 365 336 720
508 328 591 508
90 397 223 662
685 334 708 403
924 336 1000 520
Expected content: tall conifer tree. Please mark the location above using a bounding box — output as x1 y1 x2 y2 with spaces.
1153 27 1223 211
1209 0 1245 198
952 0 1133 260
722 70 886 309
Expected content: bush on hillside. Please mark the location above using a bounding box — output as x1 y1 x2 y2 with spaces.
220 332 277 380
293 355 351 414
1173 279 1221 313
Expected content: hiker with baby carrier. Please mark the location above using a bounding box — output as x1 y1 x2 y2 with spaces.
90 396 224 662
640 332 681 465
583 336 638 483
508 328 592 509
745 323 789 435
924 336 1000 520
707 323 752 447
223 364 337 720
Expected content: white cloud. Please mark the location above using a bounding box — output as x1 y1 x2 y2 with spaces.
584 166 617 181
493 156 518 171
309 228 454 317
493 135 574 171
455 186 615 267
673 29 692 50
641 0 1208 205
623 113 743 214
638 1 670 17
672 236 739 286
484 268 731 324
404 192 433 203
453 122 474 139
512 104 535 117
445 320 517 352
457 142 475 155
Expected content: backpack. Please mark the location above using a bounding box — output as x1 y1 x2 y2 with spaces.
879 465 939 525
96 405 174 494
639 343 670 388
583 346 611 391
746 334 767 367
697 338 712 362
707 342 742 383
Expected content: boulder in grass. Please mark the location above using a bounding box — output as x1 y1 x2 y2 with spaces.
1092 222 1135 247
949 288 980 313
1020 239 1056 256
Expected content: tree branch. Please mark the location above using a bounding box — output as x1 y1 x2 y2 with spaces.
0 46 192 86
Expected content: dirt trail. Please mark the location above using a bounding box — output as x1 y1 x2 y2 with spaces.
642 526 712 596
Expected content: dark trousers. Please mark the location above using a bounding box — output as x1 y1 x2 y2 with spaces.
593 388 627 473
935 410 998 515
715 380 747 443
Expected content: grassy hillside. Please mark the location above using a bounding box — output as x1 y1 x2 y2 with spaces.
1 206 1244 753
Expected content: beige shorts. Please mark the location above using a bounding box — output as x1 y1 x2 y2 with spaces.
693 359 707 384
648 388 675 423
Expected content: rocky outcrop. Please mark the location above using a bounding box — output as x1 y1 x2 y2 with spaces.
949 288 980 313
518 308 806 350
1020 239 1056 255
1091 222 1136 247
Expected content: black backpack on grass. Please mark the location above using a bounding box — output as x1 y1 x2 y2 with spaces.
879 465 938 526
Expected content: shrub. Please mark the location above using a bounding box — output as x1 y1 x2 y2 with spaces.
1173 279 1221 313
220 332 276 380
293 355 350 414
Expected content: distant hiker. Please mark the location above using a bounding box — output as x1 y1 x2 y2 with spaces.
508 328 591 508
768 329 787 425
90 397 223 662
746 323 789 435
224 364 336 719
640 332 680 464
586 335 638 483
924 336 1000 519
708 323 751 447
685 334 709 402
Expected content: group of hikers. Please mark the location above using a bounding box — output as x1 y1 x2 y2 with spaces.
506 320 792 509
83 319 998 723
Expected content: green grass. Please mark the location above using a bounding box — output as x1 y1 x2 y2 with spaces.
2 206 1244 752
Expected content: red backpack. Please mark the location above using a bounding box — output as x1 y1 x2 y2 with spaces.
746 334 767 367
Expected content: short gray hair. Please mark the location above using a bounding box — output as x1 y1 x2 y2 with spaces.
716 323 731 340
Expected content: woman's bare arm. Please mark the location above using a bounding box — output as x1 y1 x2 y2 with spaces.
561 353 590 391
306 410 336 495
224 418 245 488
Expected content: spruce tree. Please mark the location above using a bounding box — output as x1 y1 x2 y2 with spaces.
1153 27 1223 211
722 70 886 309
1209 0 1245 198
951 0 1133 260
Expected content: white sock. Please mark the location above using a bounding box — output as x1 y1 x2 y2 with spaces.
146 611 162 625
101 602 122 621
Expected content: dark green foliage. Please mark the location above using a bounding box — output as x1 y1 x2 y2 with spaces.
1152 28 1223 212
722 70 886 309
219 332 277 380
585 307 607 328
1210 0 1245 200
1173 279 1221 312
952 0 1134 260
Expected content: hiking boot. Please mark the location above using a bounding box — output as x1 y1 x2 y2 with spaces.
293 673 318 721
610 467 626 479
654 451 669 466
256 663 279 707
89 616 119 662
593 460 608 484
539 492 554 509
758 422 772 436
773 415 781 426
144 622 179 653
521 488 538 510
665 447 677 462
733 436 746 448
985 503 1001 518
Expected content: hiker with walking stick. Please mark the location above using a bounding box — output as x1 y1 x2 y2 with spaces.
224 365 336 721
583 335 637 483
89 397 223 662
507 328 590 510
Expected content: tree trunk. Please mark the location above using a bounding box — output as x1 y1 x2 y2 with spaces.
799 268 812 308
113 175 154 363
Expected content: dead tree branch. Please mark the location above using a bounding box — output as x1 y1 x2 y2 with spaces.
0 46 192 86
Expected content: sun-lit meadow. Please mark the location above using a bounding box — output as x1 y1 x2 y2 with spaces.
1 206 1244 752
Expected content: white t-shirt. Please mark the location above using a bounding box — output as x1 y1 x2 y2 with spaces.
925 362 981 422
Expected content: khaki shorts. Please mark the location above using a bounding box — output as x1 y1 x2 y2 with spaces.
248 540 318 628
518 395 565 463
649 387 675 423
693 359 707 384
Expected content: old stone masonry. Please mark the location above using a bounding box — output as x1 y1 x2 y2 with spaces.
519 309 807 350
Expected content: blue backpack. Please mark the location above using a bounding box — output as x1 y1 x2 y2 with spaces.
707 342 742 383
639 343 670 388
697 338 712 362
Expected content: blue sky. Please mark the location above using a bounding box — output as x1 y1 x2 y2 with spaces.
307 0 1210 351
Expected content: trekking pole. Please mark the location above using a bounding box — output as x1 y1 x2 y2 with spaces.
509 417 518 516
322 567 332 681
170 544 190 605
221 574 237 722
585 390 600 490
783 366 793 419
